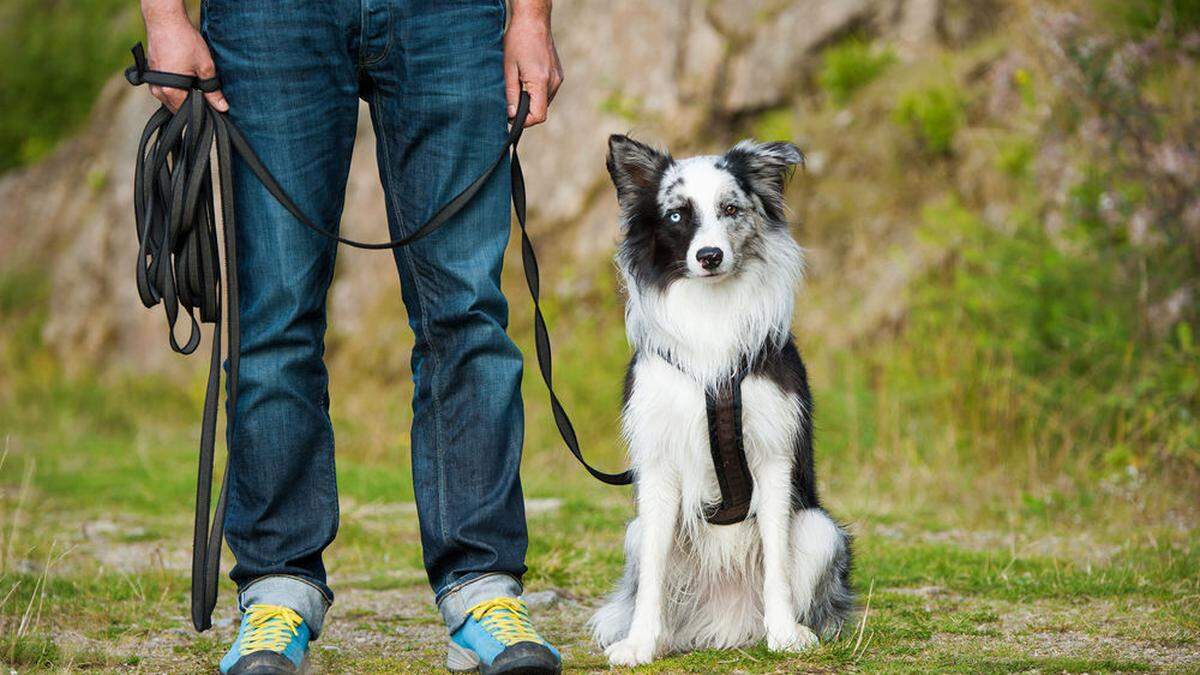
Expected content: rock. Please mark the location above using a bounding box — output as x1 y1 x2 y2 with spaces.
940 0 1003 46
708 0 794 43
678 2 727 104
896 0 942 45
722 0 875 112
522 589 561 609
524 498 563 514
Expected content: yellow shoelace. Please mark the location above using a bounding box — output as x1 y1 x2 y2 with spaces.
239 604 303 655
467 597 543 646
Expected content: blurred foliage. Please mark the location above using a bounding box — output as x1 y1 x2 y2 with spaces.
752 107 795 143
1099 0 1200 38
0 0 1194 507
598 90 643 123
892 83 966 157
823 1 1200 476
818 37 896 106
908 194 1198 468
0 0 141 172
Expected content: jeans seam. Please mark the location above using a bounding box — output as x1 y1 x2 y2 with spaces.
368 76 452 544
359 2 393 67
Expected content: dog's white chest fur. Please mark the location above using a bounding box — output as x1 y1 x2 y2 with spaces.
624 355 802 541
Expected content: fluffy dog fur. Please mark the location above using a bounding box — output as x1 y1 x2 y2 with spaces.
589 135 854 667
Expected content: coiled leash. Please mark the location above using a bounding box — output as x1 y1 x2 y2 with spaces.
124 42 631 633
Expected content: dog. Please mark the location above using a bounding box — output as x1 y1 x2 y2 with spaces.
589 135 854 667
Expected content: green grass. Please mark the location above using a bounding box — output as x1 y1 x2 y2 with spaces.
1099 0 1200 38
2 337 1197 671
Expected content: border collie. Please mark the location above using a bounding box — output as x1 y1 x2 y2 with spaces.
589 135 854 666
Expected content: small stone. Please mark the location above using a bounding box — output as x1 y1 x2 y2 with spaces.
524 498 563 515
523 590 561 609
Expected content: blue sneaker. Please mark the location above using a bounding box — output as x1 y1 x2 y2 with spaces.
219 604 310 674
447 597 561 674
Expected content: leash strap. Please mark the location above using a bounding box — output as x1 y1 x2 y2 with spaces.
125 43 631 632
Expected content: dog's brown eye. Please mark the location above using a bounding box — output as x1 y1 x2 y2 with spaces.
723 204 739 217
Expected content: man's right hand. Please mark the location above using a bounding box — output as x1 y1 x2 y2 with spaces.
141 0 228 112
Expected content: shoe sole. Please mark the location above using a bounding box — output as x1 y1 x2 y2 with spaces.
225 652 308 675
446 642 560 675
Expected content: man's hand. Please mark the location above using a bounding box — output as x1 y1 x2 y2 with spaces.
504 0 563 127
141 0 228 112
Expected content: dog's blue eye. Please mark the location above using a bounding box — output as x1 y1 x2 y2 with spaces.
667 211 682 223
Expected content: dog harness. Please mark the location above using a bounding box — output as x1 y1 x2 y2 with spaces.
702 367 754 525
652 351 759 526
123 43 631 632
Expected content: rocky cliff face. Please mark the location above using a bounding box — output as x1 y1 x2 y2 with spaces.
0 0 945 376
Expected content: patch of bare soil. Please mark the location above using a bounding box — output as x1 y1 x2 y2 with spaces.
932 598 1200 670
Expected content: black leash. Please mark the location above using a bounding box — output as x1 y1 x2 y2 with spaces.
124 43 631 633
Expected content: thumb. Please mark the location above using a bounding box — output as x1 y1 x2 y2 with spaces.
195 54 228 112
204 89 230 112
504 58 520 120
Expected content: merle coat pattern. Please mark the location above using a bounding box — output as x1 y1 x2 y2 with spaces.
589 135 854 667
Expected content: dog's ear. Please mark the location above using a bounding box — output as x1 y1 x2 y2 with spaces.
721 140 804 220
607 135 670 206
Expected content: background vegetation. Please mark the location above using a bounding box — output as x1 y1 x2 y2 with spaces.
1 0 1197 671
0 0 141 172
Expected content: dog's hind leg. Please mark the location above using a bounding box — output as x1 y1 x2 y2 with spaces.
791 508 854 639
588 518 640 648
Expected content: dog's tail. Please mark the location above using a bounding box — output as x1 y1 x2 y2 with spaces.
798 509 855 639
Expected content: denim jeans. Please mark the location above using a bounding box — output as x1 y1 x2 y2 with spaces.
202 0 526 636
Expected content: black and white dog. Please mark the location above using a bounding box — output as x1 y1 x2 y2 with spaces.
589 136 854 666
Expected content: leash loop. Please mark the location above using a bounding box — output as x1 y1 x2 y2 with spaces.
125 42 221 93
125 43 630 632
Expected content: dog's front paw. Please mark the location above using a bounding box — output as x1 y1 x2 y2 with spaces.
605 636 657 666
766 623 819 652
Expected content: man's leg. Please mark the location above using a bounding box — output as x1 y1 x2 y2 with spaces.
203 0 361 644
363 0 531 628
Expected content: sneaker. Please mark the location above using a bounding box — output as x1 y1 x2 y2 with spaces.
447 597 561 674
219 604 310 674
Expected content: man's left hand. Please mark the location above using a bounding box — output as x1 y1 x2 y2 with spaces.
504 0 563 127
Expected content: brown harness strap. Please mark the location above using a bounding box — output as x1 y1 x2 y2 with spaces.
703 368 754 525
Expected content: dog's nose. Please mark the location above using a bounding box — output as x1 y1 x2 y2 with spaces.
696 247 724 271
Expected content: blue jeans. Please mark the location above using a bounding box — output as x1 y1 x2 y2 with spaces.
202 0 526 636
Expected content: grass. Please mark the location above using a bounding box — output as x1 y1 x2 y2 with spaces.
1 312 1197 671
